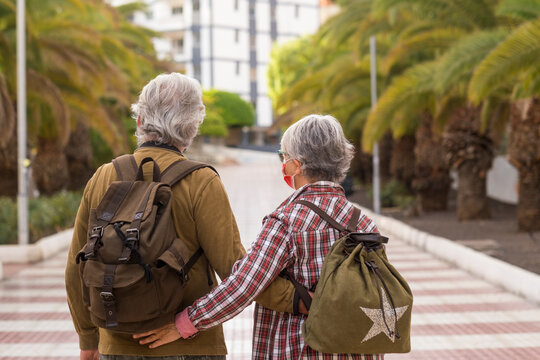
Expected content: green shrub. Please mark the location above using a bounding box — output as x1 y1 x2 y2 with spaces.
204 89 255 128
369 180 414 208
0 191 82 245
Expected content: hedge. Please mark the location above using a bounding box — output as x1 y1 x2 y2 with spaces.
0 191 82 245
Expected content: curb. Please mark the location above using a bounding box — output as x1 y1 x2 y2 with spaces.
0 229 73 267
357 205 540 306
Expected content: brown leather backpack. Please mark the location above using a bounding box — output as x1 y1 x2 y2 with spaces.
76 155 215 333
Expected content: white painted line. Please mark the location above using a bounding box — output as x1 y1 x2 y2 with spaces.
0 320 75 332
0 343 79 356
412 310 540 325
412 292 525 305
0 288 66 297
0 302 69 313
398 269 468 279
17 268 66 276
387 253 434 261
409 279 493 291
391 260 449 270
1 278 66 286
411 332 540 350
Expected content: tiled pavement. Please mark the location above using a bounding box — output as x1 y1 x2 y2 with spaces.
1 150 540 359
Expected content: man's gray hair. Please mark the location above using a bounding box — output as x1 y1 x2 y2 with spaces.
132 73 205 149
281 114 354 183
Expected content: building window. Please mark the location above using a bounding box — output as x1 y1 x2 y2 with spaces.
250 67 256 79
235 29 239 43
194 64 201 80
193 0 200 12
146 11 153 20
236 61 240 75
173 38 184 53
234 0 239 11
295 5 299 18
172 6 183 15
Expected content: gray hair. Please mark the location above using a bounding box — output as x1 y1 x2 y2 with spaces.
281 114 354 183
132 73 205 149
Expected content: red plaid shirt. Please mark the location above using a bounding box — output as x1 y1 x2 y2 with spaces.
187 182 383 359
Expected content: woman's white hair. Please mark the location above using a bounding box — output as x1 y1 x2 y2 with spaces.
131 73 205 149
281 114 354 183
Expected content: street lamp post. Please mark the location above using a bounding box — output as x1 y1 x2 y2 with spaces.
370 36 381 214
17 0 29 245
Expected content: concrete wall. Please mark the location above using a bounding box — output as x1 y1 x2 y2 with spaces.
487 155 518 204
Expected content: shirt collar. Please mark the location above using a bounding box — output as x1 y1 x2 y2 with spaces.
138 141 182 154
286 181 345 204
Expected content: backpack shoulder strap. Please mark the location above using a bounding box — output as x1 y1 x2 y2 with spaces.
160 159 218 187
296 200 348 233
112 154 138 181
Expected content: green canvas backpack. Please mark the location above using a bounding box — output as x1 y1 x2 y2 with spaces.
291 200 413 354
76 155 215 333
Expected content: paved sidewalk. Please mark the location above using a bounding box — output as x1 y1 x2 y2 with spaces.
1 150 540 359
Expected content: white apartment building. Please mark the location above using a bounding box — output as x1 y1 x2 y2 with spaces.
108 0 321 127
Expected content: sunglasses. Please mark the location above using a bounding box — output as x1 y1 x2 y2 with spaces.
277 150 289 163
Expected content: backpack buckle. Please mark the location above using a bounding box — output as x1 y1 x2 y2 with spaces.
125 228 139 241
100 291 115 304
91 226 104 238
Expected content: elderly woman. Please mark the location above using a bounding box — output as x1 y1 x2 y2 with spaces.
134 114 382 359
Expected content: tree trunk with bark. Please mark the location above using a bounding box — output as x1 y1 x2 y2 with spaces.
443 104 494 221
350 138 373 185
412 113 451 211
379 131 394 183
391 134 416 191
33 138 70 195
0 133 18 197
65 120 94 191
509 98 540 232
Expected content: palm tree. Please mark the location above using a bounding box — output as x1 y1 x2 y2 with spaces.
0 0 165 195
364 0 510 218
468 3 540 231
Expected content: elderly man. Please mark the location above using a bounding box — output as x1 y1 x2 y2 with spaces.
65 73 296 360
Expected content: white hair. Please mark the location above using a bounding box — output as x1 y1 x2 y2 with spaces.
281 114 354 183
131 73 205 149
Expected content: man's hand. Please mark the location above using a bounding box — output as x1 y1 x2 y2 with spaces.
298 291 314 315
80 349 99 360
133 322 181 349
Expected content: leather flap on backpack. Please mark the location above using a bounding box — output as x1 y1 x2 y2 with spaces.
156 238 191 274
83 261 145 288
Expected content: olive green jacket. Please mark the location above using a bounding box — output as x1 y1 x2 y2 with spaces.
65 146 294 356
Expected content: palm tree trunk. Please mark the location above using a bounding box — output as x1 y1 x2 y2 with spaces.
509 98 540 231
379 131 394 183
391 134 416 190
443 104 494 221
33 138 70 195
0 135 18 197
412 113 451 211
65 120 94 190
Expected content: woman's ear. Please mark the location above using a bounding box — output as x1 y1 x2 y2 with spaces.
292 159 302 175
137 116 142 127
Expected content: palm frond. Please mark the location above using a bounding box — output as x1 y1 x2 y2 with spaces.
496 0 540 21
383 28 466 73
436 28 509 94
27 69 70 146
362 61 438 151
469 18 540 102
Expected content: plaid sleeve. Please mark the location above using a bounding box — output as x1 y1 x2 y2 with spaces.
187 212 293 330
358 212 378 233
